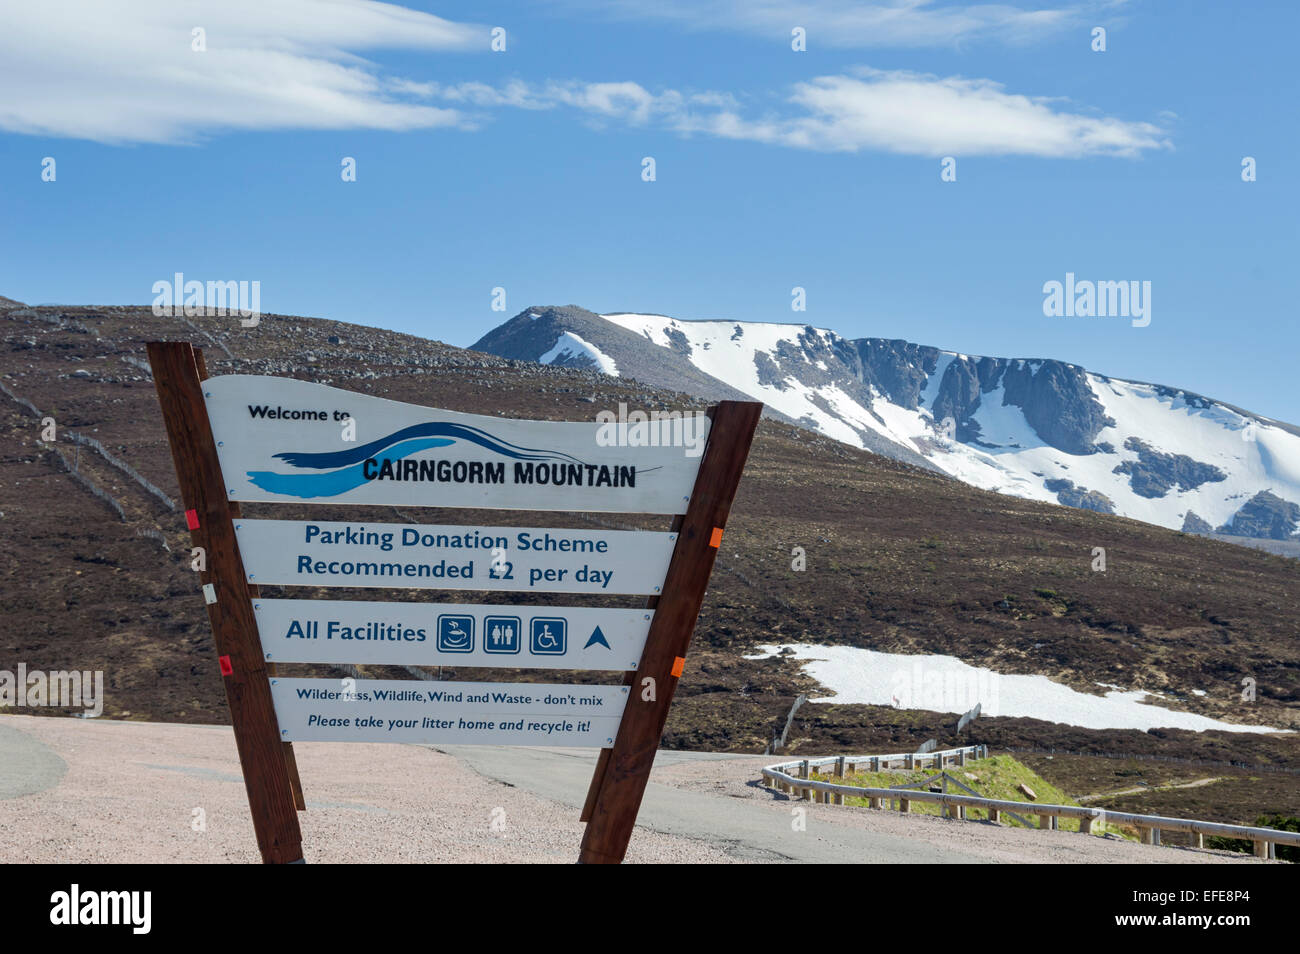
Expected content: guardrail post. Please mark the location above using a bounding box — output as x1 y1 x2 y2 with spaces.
1138 827 1152 845
1080 814 1094 835
904 754 914 769
871 756 880 772
869 796 882 810
1253 839 1269 859
956 750 965 767
989 807 1000 823
1193 832 1204 849
1039 814 1051 830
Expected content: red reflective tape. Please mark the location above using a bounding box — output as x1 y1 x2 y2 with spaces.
218 654 233 676
670 656 685 678
708 527 723 548
185 508 200 530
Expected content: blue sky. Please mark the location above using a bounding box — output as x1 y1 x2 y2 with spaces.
2 1 1297 421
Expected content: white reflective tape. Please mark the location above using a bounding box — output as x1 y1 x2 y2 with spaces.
203 583 217 604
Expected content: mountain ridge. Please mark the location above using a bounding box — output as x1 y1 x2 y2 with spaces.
474 307 1300 542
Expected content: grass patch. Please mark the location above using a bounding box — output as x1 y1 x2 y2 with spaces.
811 755 1132 838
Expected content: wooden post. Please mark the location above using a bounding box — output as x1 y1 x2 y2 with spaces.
1193 832 1204 849
899 797 910 813
833 756 845 805
989 807 1000 823
147 342 303 864
578 401 762 864
1080 815 1094 835
188 348 306 815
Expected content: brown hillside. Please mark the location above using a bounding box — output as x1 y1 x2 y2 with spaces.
1 303 1297 823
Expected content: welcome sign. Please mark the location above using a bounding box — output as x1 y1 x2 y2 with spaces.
148 341 760 865
204 374 707 514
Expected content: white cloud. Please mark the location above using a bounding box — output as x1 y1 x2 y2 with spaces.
563 0 1098 48
0 0 487 144
437 70 1170 158
776 69 1170 157
0 3 1165 158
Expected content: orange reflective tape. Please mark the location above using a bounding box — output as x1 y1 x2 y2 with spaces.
670 656 685 678
709 527 723 548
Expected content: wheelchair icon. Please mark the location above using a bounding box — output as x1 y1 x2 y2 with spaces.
529 617 567 655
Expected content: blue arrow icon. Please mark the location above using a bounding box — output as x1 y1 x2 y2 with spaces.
584 626 611 650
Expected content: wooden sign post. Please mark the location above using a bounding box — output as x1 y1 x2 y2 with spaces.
148 342 304 863
578 400 761 863
147 340 759 864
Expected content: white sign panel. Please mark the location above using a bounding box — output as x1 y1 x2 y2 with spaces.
235 519 675 595
255 598 652 670
203 375 708 514
271 677 628 747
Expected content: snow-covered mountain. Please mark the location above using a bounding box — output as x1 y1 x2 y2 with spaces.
471 306 1300 541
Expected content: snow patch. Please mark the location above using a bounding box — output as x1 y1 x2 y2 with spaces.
747 644 1286 734
540 331 619 376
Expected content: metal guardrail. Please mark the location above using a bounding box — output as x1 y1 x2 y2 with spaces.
762 746 1297 860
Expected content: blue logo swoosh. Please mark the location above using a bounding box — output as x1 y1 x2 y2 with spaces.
247 437 453 498
272 422 584 470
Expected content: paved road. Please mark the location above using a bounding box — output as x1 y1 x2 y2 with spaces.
0 721 67 799
438 745 995 863
0 717 1256 864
